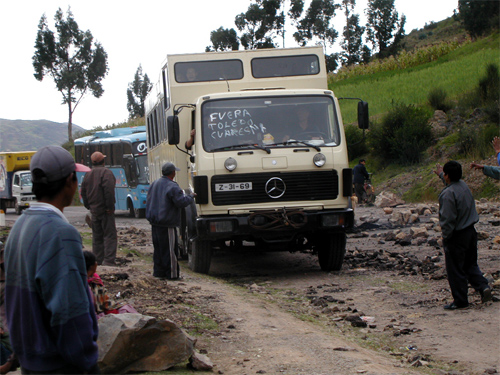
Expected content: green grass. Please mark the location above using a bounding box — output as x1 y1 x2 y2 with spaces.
332 33 500 124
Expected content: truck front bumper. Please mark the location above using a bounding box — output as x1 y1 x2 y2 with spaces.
195 208 354 242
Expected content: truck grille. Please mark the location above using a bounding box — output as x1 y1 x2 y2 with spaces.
211 170 338 206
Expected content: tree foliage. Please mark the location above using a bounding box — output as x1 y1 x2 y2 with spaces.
369 102 432 165
340 14 366 65
33 7 108 142
293 0 340 51
126 65 152 119
206 27 240 52
365 0 405 56
235 0 285 49
458 0 500 39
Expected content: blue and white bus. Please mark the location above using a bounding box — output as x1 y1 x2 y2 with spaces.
74 126 149 218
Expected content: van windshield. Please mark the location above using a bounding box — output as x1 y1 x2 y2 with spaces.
201 95 340 152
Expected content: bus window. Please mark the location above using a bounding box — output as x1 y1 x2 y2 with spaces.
252 55 320 78
175 60 243 83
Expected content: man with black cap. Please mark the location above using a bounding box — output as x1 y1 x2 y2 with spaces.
146 162 195 280
4 146 99 374
81 151 117 266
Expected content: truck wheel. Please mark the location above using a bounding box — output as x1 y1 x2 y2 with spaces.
318 232 346 271
189 239 212 274
179 225 190 260
15 202 22 215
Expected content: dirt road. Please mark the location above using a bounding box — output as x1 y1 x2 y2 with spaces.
2 204 499 374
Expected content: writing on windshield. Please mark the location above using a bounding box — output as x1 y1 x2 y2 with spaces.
202 96 340 152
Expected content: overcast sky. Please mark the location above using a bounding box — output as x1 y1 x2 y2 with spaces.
0 0 459 131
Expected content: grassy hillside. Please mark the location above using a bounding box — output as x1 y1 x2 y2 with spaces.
332 32 499 125
327 25 499 203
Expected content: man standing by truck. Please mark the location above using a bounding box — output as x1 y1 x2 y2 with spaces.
146 162 195 280
81 151 117 267
353 159 370 204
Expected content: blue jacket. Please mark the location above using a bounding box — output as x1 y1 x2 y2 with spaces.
146 176 194 227
353 162 369 184
5 209 98 372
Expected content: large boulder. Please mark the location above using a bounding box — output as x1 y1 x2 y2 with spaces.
97 313 195 374
375 191 405 208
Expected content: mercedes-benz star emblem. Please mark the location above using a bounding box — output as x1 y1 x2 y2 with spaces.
265 177 286 199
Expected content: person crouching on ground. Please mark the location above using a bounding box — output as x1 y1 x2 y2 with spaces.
434 161 492 310
84 251 137 318
146 162 195 280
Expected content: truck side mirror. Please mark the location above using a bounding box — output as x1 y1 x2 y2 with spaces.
167 116 180 145
357 101 369 130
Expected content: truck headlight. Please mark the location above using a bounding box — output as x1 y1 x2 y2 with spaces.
209 220 235 233
321 214 344 227
224 157 237 172
313 153 326 167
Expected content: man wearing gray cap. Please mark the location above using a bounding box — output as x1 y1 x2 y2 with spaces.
81 151 117 266
4 146 99 374
146 162 195 280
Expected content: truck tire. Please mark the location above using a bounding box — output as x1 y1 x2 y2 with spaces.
189 239 212 274
15 202 22 215
318 232 346 271
179 224 190 260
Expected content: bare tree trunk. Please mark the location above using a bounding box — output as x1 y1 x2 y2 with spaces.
67 101 73 143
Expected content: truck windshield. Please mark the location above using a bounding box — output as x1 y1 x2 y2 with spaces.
20 173 32 187
201 95 340 152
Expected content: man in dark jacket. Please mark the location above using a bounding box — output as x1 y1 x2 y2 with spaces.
146 162 195 280
81 151 117 266
353 159 369 203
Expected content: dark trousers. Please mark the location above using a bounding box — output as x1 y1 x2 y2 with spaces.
354 183 367 202
151 226 179 279
444 225 489 306
91 213 117 265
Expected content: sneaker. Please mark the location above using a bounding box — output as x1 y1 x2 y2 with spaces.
443 302 468 310
481 287 492 303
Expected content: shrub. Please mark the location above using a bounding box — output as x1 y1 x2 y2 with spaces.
428 87 451 111
345 124 369 161
369 102 433 165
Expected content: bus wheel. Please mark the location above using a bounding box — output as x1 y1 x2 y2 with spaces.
128 199 136 218
189 239 212 274
317 232 346 271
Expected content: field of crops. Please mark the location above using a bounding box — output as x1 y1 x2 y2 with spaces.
332 33 499 125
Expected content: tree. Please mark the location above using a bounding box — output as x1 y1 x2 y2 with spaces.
206 27 240 52
126 65 152 119
365 0 404 56
458 0 500 39
33 8 108 142
340 14 365 65
235 0 285 49
293 0 340 52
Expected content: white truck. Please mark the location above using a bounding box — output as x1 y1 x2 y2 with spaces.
145 46 368 274
0 152 37 214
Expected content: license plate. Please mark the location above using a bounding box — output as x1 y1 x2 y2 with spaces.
215 182 253 192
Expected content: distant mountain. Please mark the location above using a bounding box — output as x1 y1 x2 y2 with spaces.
0 119 86 152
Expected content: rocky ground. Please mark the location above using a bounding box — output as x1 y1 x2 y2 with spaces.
1 201 499 375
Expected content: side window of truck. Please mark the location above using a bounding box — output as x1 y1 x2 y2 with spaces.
251 55 320 78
